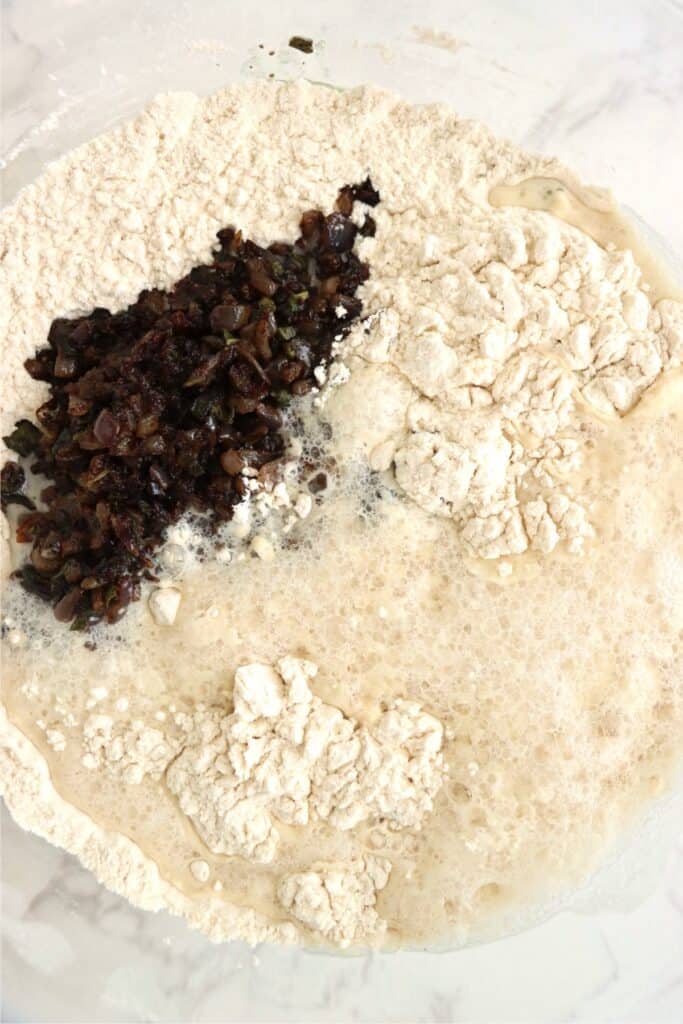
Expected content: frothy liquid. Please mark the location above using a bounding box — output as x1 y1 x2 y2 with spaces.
3 388 682 948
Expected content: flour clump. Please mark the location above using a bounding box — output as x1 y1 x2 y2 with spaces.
165 657 446 862
82 714 176 785
335 163 683 563
277 855 391 947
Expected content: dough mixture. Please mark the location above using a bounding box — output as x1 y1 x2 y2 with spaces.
1 81 682 951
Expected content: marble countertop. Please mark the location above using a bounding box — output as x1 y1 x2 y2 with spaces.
2 0 682 1020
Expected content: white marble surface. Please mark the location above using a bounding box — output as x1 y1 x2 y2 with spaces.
2 0 683 1020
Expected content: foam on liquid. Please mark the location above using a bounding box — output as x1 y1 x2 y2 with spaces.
2 382 682 949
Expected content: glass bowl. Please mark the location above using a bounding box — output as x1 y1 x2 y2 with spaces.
2 1 682 1020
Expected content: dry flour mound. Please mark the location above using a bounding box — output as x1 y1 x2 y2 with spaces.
2 79 681 568
334 176 683 564
1 80 683 951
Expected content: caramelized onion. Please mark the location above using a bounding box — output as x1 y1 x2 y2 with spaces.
6 179 379 627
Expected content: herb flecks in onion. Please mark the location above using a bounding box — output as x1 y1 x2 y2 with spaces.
6 181 379 628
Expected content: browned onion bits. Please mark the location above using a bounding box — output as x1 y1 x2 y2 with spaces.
3 180 380 629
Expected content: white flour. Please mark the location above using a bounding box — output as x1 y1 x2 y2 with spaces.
164 657 445 862
81 715 174 784
1 80 683 950
278 855 392 947
334 182 683 563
